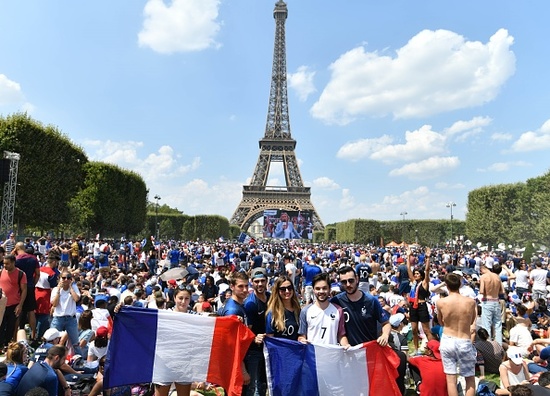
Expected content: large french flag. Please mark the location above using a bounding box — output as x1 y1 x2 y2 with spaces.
263 337 401 396
104 307 255 396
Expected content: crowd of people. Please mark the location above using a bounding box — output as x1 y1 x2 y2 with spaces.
0 233 550 395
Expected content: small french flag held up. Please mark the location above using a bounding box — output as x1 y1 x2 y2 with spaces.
238 232 251 243
263 337 401 396
104 307 255 395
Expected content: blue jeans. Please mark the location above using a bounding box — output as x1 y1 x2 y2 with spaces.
35 313 51 340
528 362 548 374
481 301 502 344
51 315 79 349
243 348 266 396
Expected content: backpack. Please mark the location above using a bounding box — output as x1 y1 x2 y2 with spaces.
476 379 498 396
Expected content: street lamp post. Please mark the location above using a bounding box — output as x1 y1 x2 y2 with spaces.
154 195 161 241
400 211 407 244
446 201 456 249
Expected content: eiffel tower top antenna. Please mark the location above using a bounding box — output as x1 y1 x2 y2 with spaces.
230 0 324 232
265 0 291 140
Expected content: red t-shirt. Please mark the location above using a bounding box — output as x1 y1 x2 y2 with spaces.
409 356 449 396
34 266 56 315
0 268 28 307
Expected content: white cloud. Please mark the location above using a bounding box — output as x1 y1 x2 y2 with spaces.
311 177 340 190
337 124 448 166
167 177 243 216
491 132 513 141
339 188 356 210
445 116 492 142
311 29 515 124
389 156 460 179
510 119 550 152
288 66 316 101
477 161 530 172
82 139 200 183
370 125 447 164
0 74 24 106
138 0 221 54
336 135 393 162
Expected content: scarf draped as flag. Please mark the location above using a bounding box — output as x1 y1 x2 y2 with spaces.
104 307 254 396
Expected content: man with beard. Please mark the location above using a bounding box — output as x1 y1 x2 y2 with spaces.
16 345 67 396
242 268 270 396
298 272 349 346
331 266 407 394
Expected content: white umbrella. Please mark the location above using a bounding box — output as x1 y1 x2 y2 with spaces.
159 267 189 281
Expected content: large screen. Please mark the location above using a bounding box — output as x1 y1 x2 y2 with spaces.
263 209 313 240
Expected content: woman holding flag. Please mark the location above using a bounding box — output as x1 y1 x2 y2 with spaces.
154 285 195 396
407 246 434 356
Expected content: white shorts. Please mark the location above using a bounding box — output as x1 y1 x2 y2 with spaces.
439 334 477 377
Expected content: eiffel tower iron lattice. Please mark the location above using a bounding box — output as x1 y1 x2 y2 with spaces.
230 0 324 233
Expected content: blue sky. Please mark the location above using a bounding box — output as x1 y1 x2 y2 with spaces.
1 0 549 226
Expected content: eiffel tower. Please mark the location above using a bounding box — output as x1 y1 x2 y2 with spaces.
230 0 324 233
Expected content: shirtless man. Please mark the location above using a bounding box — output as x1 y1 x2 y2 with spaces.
436 273 477 396
479 262 505 343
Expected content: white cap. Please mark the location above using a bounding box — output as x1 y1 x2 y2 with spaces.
43 328 61 342
389 313 405 327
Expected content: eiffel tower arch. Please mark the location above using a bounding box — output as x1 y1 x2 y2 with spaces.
230 0 324 233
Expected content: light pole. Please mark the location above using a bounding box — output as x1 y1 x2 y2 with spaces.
154 195 161 241
400 211 407 244
446 201 456 249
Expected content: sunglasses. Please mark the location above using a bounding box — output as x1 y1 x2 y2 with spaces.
178 284 195 293
340 278 356 285
253 279 266 284
279 286 293 292
61 276 72 280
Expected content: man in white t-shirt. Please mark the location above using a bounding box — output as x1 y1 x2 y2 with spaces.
298 273 349 346
284 255 298 286
530 261 549 301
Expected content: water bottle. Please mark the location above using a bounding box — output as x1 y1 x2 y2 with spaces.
24 324 31 340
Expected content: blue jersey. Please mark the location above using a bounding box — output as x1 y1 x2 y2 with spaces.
303 263 322 286
355 263 372 282
330 291 390 346
168 249 180 265
265 309 299 340
218 298 247 325
244 292 270 350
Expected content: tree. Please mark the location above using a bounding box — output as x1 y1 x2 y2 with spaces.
0 113 87 230
70 162 147 236
159 218 176 240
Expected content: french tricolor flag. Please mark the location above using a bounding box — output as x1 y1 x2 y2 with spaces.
263 337 401 396
104 307 254 395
